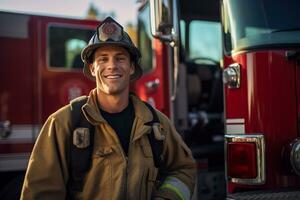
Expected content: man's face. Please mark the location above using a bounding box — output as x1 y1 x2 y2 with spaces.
89 44 135 96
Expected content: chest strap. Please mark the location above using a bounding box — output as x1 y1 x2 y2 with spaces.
67 96 94 198
143 102 164 168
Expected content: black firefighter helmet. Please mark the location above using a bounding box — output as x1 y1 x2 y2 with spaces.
81 17 142 81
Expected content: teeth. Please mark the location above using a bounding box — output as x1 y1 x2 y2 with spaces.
105 75 121 79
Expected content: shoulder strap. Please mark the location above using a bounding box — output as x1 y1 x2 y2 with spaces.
143 102 164 168
67 96 95 198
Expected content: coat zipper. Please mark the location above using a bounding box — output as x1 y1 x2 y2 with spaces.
104 123 129 200
117 144 128 200
107 119 145 199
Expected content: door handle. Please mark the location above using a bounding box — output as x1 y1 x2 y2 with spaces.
0 120 11 139
145 79 160 90
223 63 240 89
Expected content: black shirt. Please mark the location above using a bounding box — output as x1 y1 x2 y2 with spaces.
100 100 135 156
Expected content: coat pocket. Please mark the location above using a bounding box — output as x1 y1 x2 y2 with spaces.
141 144 153 158
83 147 113 200
95 146 114 157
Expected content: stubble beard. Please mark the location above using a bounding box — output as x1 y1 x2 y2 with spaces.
97 77 129 96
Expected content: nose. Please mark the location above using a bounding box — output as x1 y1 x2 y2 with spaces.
107 58 118 70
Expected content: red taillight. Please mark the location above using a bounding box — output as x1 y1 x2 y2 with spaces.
227 142 257 179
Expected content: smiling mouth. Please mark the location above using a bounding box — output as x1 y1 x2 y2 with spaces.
104 74 122 79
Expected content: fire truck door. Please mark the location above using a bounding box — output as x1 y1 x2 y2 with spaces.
0 13 33 126
133 39 171 116
133 6 171 116
38 18 96 122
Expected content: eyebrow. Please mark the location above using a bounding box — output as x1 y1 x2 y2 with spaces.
97 52 127 57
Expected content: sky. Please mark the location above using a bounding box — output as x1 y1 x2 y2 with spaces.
0 0 139 25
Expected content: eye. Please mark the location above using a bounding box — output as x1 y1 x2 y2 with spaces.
97 57 108 63
116 56 126 61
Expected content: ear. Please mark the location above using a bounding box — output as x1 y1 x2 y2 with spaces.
130 63 135 75
89 63 96 77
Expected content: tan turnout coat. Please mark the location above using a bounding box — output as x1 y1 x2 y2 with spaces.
21 89 196 200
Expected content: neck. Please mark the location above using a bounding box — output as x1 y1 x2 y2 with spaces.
96 89 130 113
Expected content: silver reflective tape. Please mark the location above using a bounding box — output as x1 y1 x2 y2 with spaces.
226 118 245 124
160 176 191 200
0 153 30 171
0 124 41 143
226 124 245 134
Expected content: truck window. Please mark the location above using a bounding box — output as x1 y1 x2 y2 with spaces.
180 20 186 50
222 0 300 53
48 25 94 69
189 20 222 64
138 4 153 73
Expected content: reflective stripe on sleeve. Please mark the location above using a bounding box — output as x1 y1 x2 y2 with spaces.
159 177 191 200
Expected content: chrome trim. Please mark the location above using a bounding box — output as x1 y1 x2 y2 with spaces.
0 124 40 143
145 78 160 89
149 0 178 44
223 63 240 89
0 121 11 139
225 134 266 185
149 0 180 101
226 118 245 124
290 138 300 176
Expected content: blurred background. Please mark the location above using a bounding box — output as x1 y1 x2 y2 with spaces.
0 0 138 42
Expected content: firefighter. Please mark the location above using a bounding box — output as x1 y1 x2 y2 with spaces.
21 17 196 200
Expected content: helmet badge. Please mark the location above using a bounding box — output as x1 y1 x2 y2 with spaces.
97 18 123 42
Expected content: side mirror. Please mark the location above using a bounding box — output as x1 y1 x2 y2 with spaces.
149 0 178 46
149 0 180 100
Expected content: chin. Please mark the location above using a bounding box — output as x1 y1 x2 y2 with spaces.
104 88 124 95
97 83 129 96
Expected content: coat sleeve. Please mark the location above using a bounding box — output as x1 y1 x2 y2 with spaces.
20 114 70 200
153 113 196 200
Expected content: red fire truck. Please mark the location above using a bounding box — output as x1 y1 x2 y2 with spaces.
140 0 300 199
136 0 225 199
0 11 98 198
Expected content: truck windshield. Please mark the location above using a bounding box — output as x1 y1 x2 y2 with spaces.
222 0 300 53
189 20 222 63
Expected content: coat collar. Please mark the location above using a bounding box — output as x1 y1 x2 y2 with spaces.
82 89 106 124
82 89 155 138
